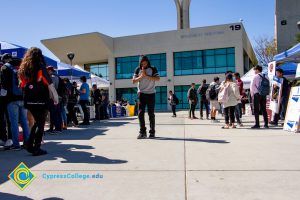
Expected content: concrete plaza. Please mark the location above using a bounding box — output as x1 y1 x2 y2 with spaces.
0 111 300 200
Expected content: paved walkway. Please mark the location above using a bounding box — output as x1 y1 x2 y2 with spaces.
0 111 300 200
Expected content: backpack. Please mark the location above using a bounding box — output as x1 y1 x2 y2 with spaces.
24 70 50 109
207 85 217 100
258 74 270 96
5 63 23 96
173 94 179 105
218 84 229 103
57 77 69 104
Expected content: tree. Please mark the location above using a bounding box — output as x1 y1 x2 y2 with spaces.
254 36 277 67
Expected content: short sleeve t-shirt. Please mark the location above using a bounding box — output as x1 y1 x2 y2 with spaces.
80 82 90 101
133 66 159 94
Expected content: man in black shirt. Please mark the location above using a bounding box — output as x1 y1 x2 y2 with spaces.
270 68 290 126
197 79 209 120
187 83 198 119
92 84 102 120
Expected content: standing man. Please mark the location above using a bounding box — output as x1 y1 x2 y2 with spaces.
270 68 289 126
100 89 109 120
1 55 29 150
46 66 63 133
168 90 178 117
79 76 90 125
197 79 209 120
234 72 244 126
208 77 221 123
187 83 198 120
250 65 269 129
92 84 102 120
132 55 160 139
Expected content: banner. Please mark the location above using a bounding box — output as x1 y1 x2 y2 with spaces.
268 61 276 80
269 76 283 114
296 63 300 78
284 86 300 132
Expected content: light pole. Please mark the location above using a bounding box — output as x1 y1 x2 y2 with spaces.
67 52 75 80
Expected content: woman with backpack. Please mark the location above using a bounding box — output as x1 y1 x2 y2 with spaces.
19 47 59 156
218 73 240 129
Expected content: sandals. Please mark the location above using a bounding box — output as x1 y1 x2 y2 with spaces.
222 125 230 129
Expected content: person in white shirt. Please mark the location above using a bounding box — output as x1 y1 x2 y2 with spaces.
250 65 269 129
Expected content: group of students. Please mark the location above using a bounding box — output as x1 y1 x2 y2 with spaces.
168 65 290 129
0 48 109 156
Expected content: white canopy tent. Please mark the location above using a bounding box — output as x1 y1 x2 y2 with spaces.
241 67 268 90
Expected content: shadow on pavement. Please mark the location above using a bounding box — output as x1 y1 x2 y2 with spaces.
154 137 230 144
0 120 130 186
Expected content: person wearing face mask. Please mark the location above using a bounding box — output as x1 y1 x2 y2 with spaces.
132 55 160 139
234 72 244 127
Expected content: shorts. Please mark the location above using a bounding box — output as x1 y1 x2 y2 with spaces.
210 100 220 110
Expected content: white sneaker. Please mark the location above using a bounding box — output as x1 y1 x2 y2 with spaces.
4 139 13 147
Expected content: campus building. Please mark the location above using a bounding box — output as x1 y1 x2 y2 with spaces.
42 22 256 110
275 0 300 52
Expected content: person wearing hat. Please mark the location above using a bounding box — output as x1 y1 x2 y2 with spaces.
269 68 290 126
132 55 160 139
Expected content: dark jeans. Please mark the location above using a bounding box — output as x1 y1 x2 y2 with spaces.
67 103 78 125
189 103 196 118
49 101 62 131
0 98 12 142
235 103 242 124
253 94 268 126
273 97 288 123
200 100 209 118
224 106 235 124
102 103 109 119
79 100 90 124
138 93 155 134
28 108 48 151
95 103 101 120
171 105 176 116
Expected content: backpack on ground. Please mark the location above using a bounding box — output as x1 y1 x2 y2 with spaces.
24 70 50 109
258 74 270 96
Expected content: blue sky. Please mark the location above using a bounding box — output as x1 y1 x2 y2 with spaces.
1 0 275 60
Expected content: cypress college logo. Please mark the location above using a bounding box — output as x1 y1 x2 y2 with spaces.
8 162 36 190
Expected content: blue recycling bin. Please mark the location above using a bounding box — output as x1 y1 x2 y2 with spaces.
111 106 117 118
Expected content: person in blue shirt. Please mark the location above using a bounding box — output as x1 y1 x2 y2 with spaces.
79 76 90 125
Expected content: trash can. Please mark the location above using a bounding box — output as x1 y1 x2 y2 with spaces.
111 106 117 118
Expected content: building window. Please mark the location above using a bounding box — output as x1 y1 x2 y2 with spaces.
84 63 109 81
116 86 168 110
116 53 167 79
174 47 235 76
174 85 200 110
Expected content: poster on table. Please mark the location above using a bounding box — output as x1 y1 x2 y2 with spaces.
296 63 300 78
269 76 283 114
268 61 276 80
284 86 300 132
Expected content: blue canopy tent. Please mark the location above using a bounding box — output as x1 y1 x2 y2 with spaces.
0 41 57 67
57 62 90 79
272 42 300 78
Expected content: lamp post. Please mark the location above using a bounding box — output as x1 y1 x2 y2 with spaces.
67 52 75 80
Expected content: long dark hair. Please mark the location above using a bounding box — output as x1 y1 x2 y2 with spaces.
139 55 151 69
19 47 46 81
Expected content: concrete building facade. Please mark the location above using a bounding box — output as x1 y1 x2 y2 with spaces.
275 0 300 52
